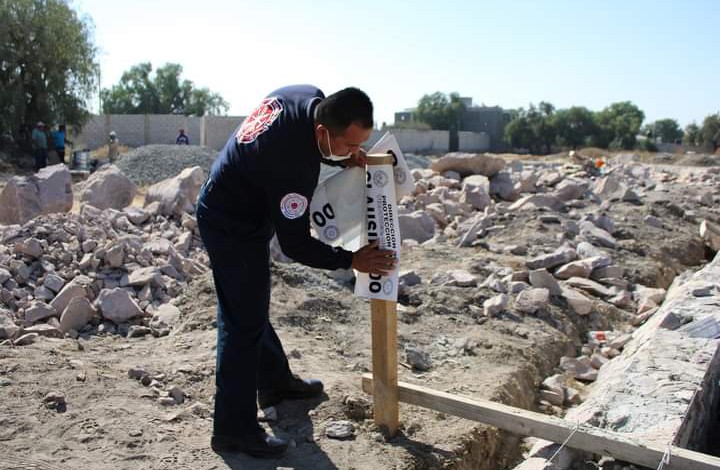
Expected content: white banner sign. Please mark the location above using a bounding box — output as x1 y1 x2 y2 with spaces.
354 162 401 301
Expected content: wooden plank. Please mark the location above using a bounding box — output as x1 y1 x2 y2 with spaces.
370 299 399 436
361 375 720 470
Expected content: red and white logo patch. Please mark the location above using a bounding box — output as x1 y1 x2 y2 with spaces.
236 97 283 144
280 193 308 219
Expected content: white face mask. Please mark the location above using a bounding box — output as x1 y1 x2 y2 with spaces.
318 129 352 161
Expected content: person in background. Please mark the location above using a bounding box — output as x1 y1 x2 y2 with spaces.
52 124 72 164
108 131 119 163
176 128 190 145
31 121 48 172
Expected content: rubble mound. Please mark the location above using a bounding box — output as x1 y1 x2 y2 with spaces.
115 144 217 185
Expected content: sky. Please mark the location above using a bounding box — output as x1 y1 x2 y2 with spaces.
76 0 719 128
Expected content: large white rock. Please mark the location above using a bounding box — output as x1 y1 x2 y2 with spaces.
430 153 505 177
529 269 561 296
25 301 58 323
36 164 73 214
60 297 96 332
0 165 73 224
579 221 617 248
80 164 137 210
700 219 720 252
526 247 577 270
97 288 143 323
560 286 594 315
552 178 589 202
0 309 20 339
514 288 550 314
593 175 639 202
145 166 205 216
49 282 88 315
399 211 435 243
509 194 564 212
560 356 598 381
484 294 509 316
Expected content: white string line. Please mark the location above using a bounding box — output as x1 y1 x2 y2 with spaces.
545 421 581 468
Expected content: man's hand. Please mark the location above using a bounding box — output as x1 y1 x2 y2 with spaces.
351 240 397 276
344 148 368 168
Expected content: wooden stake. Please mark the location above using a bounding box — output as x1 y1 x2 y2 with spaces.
361 375 720 470
366 153 399 437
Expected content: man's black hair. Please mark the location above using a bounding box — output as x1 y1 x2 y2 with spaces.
315 87 373 133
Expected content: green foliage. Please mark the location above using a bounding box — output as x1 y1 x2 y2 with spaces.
504 103 556 154
649 118 683 143
101 62 228 116
701 113 720 151
684 122 701 147
414 91 465 131
593 101 645 150
553 106 596 149
0 0 98 144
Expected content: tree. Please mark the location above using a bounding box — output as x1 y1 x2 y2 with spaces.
701 113 720 152
593 101 645 149
101 62 228 116
414 91 466 131
684 122 701 147
504 107 537 153
504 102 556 154
553 106 596 149
0 0 98 147
650 118 683 144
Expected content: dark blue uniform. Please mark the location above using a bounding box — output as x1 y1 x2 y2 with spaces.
197 85 353 437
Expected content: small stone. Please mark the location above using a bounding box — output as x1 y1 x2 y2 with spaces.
43 391 66 411
43 273 66 293
129 429 143 437
405 344 431 371
25 301 58 323
560 356 598 382
258 406 278 422
325 420 355 439
168 386 186 405
446 270 477 287
127 325 152 338
483 294 509 316
13 332 39 346
526 247 577 270
128 366 148 380
644 215 663 228
528 269 561 296
590 353 610 369
398 270 422 287
15 238 44 258
514 288 550 314
158 397 176 406
540 389 565 406
560 286 594 315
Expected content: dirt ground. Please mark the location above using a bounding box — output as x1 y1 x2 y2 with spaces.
0 152 717 470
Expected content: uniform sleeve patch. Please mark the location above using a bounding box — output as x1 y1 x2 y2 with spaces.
236 97 283 144
280 193 308 219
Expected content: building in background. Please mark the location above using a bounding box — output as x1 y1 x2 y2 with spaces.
393 97 511 151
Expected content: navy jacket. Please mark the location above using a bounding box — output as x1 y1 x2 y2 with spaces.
198 85 354 271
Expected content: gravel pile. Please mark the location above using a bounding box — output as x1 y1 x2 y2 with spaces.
115 145 218 185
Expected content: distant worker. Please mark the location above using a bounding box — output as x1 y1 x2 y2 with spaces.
176 128 190 145
108 131 119 163
52 124 72 164
31 121 48 172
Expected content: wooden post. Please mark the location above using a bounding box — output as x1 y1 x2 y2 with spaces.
366 153 399 437
371 299 398 436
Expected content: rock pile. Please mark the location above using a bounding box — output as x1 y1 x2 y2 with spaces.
0 167 208 345
114 144 218 185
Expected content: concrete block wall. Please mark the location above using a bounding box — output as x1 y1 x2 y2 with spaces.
76 115 491 154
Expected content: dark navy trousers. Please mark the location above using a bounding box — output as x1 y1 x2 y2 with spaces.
197 191 292 437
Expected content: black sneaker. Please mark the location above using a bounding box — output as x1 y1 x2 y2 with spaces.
258 375 324 409
211 432 288 458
